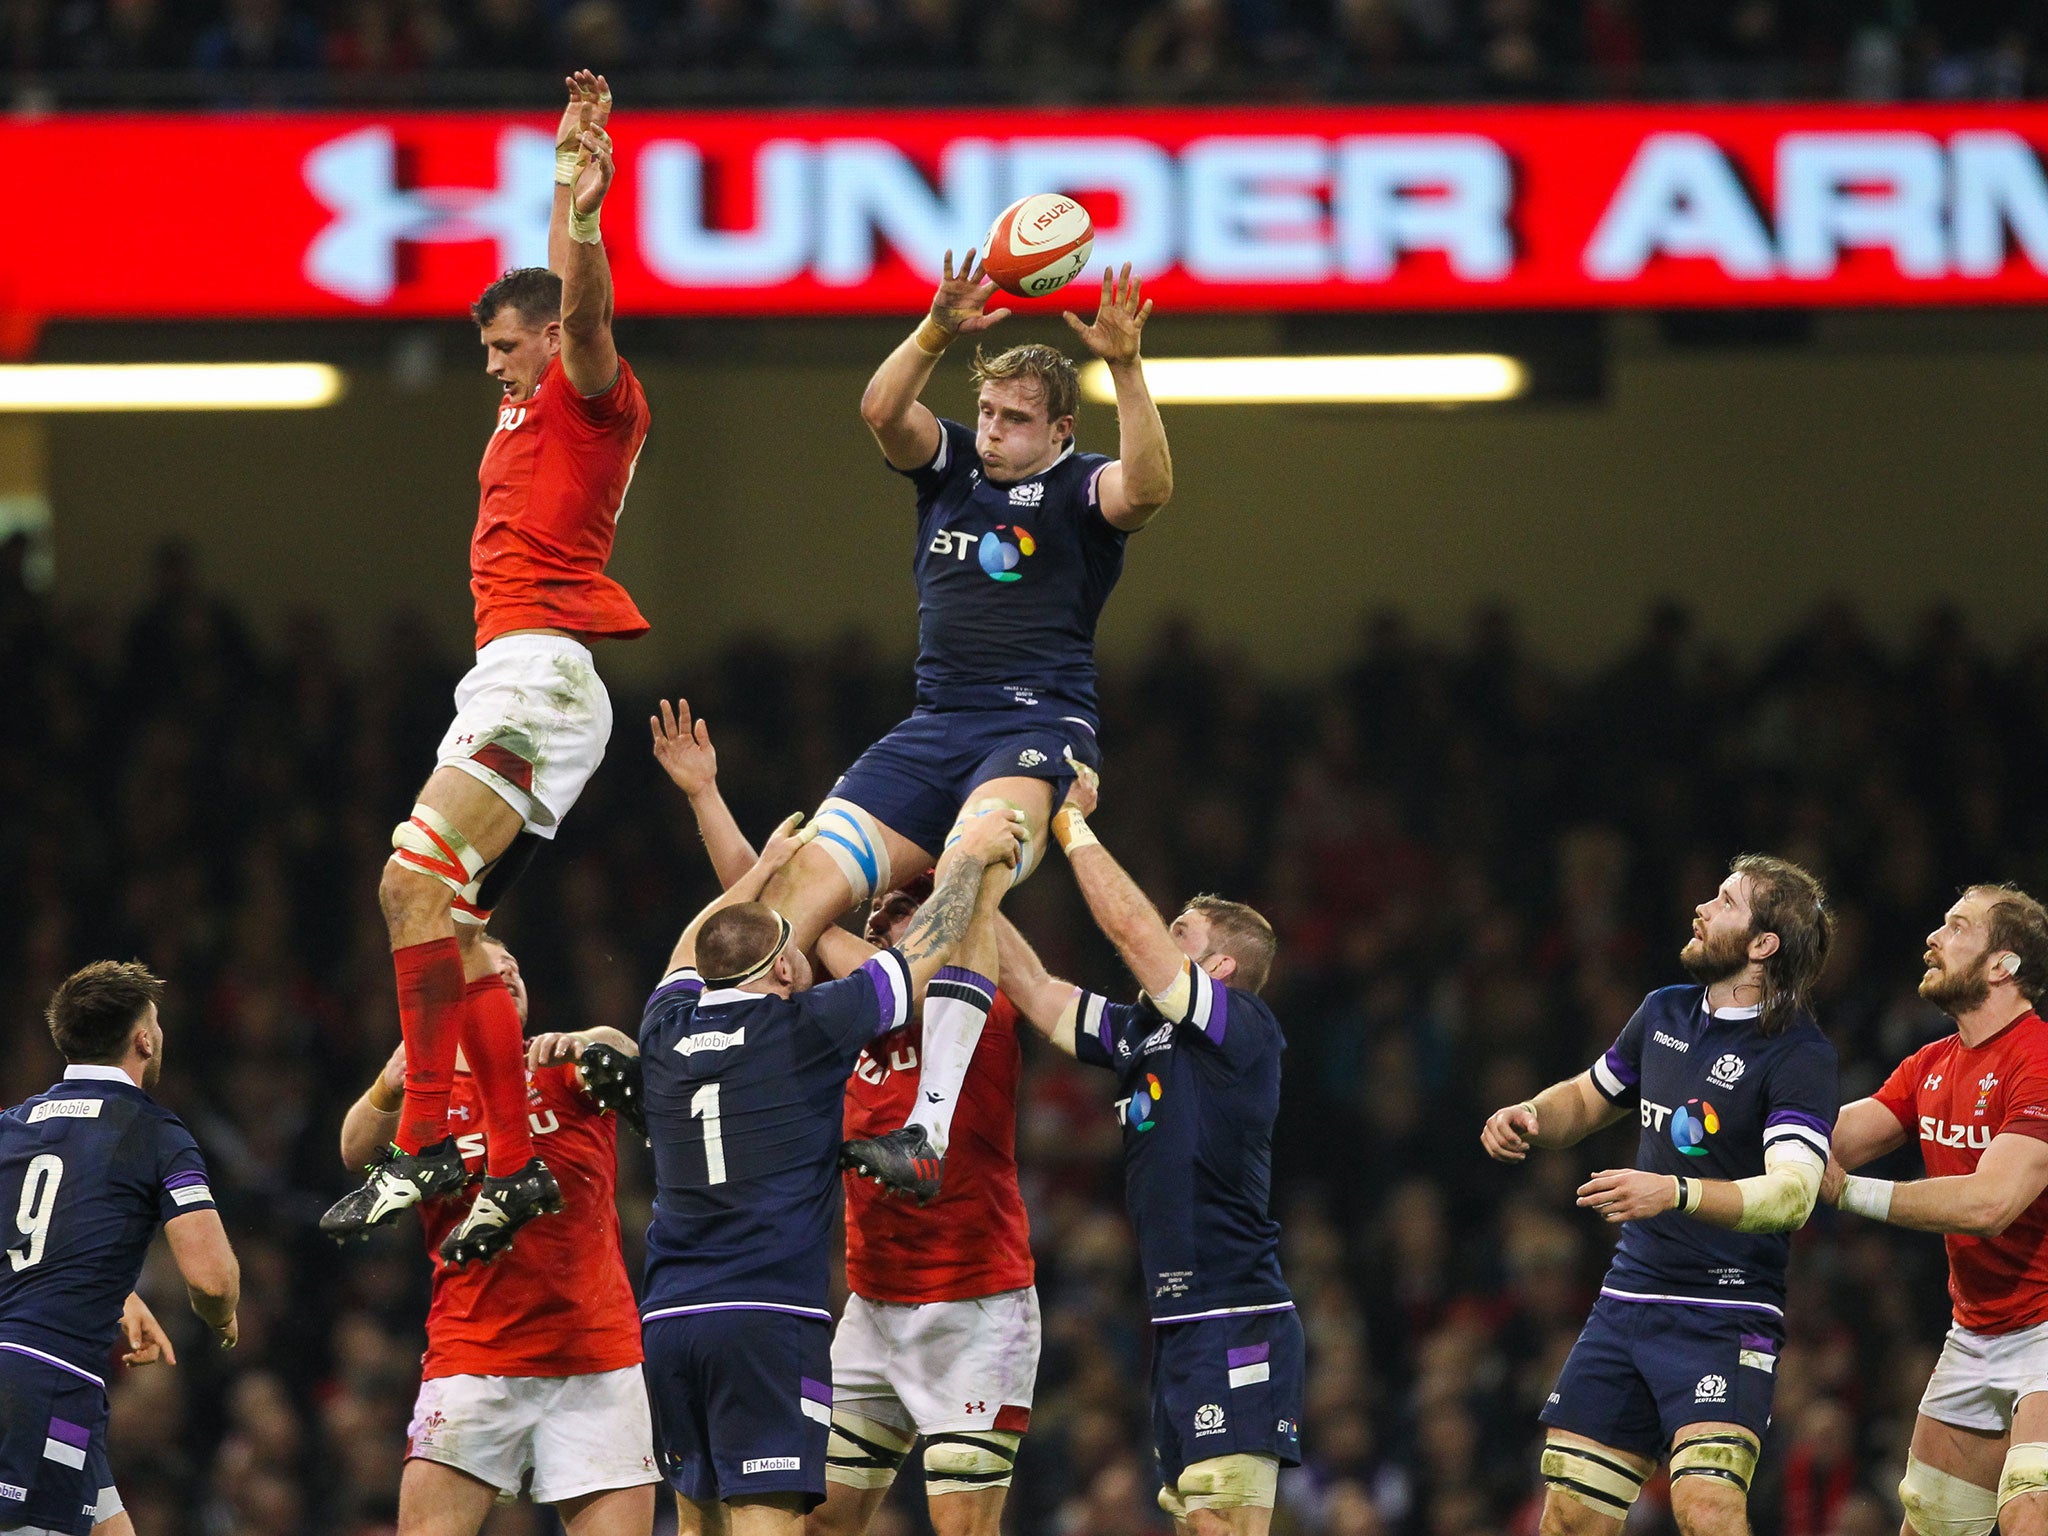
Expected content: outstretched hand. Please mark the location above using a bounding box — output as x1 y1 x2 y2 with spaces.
929 248 1013 338
759 812 818 875
1061 750 1099 817
1064 264 1151 365
651 698 718 798
572 124 615 217
556 69 611 154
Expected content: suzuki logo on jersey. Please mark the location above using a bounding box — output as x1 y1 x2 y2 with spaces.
456 1109 559 1163
1920 1117 1994 1150
854 1042 919 1085
1707 1054 1746 1089
1694 1374 1729 1404
1643 1097 1719 1153
1008 481 1044 507
979 525 1036 582
497 405 529 432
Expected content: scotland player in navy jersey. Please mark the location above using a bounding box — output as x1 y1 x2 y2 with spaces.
1481 857 1839 1536
759 257 1174 1198
637 801 1022 1536
0 962 240 1536
994 765 1298 1536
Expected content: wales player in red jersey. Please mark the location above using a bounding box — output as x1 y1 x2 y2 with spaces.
652 701 1041 1536
324 71 653 1266
1823 885 2048 1536
340 936 658 1536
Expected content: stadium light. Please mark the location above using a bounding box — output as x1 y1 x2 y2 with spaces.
1080 354 1528 405
0 364 346 412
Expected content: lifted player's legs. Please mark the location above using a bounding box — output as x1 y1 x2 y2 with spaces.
762 800 934 954
323 765 561 1252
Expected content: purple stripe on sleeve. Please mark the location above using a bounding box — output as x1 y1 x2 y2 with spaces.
1765 1110 1832 1135
801 1377 833 1405
1225 1344 1271 1369
46 1419 89 1450
162 1172 209 1190
933 966 995 1003
1739 1334 1774 1352
1603 1047 1640 1086
860 955 902 1034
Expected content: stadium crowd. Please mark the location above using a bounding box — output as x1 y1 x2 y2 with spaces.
0 528 2031 1536
0 0 2037 102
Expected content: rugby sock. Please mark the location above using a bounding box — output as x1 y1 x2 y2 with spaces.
906 967 995 1153
394 938 467 1154
460 974 535 1176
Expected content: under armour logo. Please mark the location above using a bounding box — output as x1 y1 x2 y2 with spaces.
1926 1074 1943 1091
966 1401 985 1414
304 127 554 304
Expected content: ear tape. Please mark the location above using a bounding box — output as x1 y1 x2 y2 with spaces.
2000 954 2023 978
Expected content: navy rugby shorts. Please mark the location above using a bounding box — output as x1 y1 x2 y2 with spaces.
1540 1295 1782 1458
643 1310 833 1508
829 707 1101 859
0 1350 114 1536
1149 1308 1304 1489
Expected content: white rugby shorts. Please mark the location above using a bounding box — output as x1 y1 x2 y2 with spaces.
831 1287 1041 1438
434 634 612 838
1920 1318 2048 1433
406 1366 659 1503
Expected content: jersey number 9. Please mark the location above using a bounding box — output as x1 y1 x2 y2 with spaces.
9 1155 63 1272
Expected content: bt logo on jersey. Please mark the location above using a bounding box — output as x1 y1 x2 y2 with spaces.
1642 1096 1718 1153
979 525 1036 582
1120 1073 1164 1131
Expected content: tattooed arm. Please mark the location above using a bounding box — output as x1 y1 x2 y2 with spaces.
897 808 1021 1001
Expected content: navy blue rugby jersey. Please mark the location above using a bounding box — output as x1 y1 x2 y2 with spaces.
900 418 1126 720
0 1066 217 1382
1072 961 1292 1323
1590 984 1839 1316
638 950 913 1320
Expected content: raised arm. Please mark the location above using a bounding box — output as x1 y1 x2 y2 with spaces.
895 811 1021 999
557 78 620 398
995 915 1084 1056
652 699 758 889
340 1044 406 1171
163 1210 239 1349
860 249 1012 470
549 72 607 279
668 815 816 974
1047 764 1182 999
1480 1070 1628 1160
1064 265 1171 531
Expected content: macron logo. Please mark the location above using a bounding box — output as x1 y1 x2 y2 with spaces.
676 1028 746 1057
1653 1031 1690 1053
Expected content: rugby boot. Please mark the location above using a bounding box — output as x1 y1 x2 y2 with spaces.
320 1138 468 1240
576 1042 647 1136
840 1126 944 1204
438 1157 564 1268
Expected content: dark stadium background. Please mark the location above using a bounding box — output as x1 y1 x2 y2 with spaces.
6 12 2048 1534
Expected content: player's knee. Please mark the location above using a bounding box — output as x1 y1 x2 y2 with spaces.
1998 1445 2048 1536
385 805 486 920
1900 1454 1998 1536
922 1430 1021 1498
927 1485 1009 1536
945 797 1038 888
1167 1455 1276 1528
825 1411 913 1494
812 800 895 908
1669 1481 1749 1536
1539 1437 1648 1530
1668 1429 1757 1536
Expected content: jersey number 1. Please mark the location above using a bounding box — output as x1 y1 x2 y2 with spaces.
691 1084 726 1185
9 1155 63 1272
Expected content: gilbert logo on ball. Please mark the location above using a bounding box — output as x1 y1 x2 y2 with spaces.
981 194 1095 297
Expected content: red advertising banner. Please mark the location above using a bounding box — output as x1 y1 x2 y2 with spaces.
5 104 2048 318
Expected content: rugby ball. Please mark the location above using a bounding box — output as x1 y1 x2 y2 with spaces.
981 194 1095 298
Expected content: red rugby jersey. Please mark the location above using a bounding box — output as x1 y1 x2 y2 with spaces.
472 354 651 648
418 1063 643 1379
842 994 1035 1303
1873 1010 2048 1335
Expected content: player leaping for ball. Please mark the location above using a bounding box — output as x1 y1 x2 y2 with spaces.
323 72 653 1266
654 700 1042 1536
765 257 1173 1201
1820 885 2048 1536
1481 857 1839 1536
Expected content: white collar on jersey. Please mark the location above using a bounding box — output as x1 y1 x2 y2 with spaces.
700 986 772 1008
1702 998 1762 1021
63 1064 133 1084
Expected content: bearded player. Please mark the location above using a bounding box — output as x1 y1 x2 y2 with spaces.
653 700 1039 1536
1821 884 2048 1536
759 257 1173 1200
339 935 657 1536
1480 857 1839 1536
994 764 1298 1536
323 71 652 1266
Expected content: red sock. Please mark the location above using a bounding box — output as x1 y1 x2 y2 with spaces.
394 938 467 1154
461 975 534 1176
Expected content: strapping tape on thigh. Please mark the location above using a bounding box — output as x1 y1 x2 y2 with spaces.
1540 1438 1649 1519
813 800 892 906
